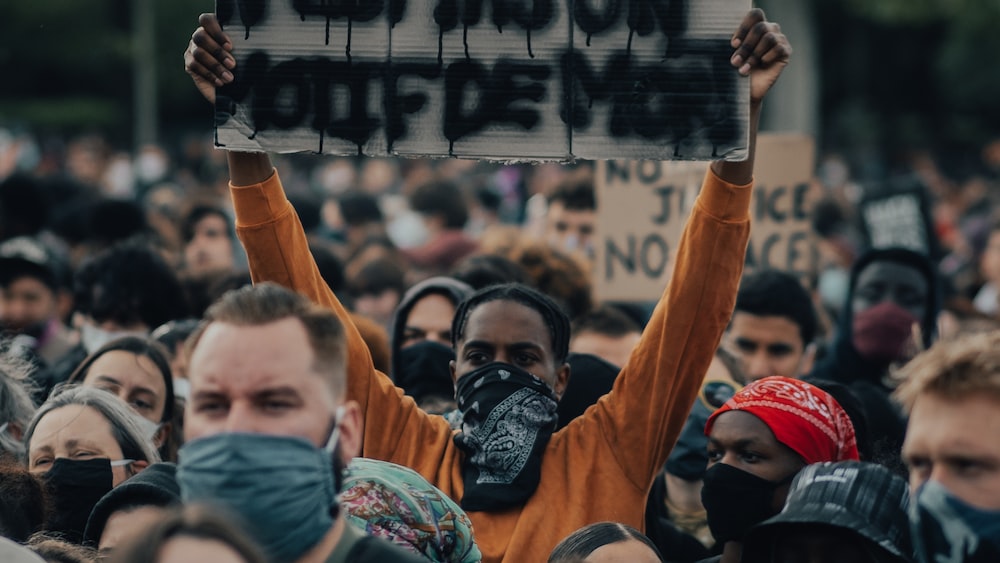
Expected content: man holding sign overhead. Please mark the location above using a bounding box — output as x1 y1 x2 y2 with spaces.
185 8 791 561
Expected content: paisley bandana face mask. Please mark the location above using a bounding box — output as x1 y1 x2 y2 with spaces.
453 362 558 511
911 480 1000 563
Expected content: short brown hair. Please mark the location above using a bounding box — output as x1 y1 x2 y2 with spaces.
893 330 1000 412
107 504 268 563
186 283 347 397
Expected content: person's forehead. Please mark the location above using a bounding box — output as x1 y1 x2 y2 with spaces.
855 261 925 288
86 351 165 393
407 293 456 324
462 300 551 347
710 410 778 443
906 392 1000 453
549 204 595 221
189 319 326 389
31 405 116 451
195 212 228 228
729 312 804 346
1 273 54 294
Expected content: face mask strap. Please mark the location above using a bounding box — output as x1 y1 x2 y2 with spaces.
109 458 136 467
324 406 346 454
0 422 8 435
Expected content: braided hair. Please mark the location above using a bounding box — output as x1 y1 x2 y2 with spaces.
451 283 570 365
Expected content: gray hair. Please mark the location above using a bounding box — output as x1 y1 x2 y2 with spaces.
23 384 161 465
0 352 39 461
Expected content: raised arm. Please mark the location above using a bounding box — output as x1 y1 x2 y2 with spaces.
184 16 454 474
577 8 791 488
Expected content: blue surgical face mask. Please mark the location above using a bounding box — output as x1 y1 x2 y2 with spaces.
176 408 344 563
912 480 1000 563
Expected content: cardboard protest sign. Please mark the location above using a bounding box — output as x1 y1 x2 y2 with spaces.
594 133 818 302
858 186 938 258
213 0 750 161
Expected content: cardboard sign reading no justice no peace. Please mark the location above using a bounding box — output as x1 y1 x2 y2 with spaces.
594 133 821 302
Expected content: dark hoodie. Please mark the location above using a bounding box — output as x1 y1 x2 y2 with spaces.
388 276 473 398
807 246 941 456
83 462 181 547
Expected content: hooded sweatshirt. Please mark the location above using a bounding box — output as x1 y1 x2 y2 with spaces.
807 246 941 456
389 276 473 381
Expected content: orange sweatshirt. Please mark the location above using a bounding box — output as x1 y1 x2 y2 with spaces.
230 168 752 562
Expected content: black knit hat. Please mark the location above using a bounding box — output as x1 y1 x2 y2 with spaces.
83 462 181 546
742 461 912 563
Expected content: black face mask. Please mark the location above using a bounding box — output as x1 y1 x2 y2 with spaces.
395 341 456 404
700 463 793 544
42 458 117 544
453 362 558 512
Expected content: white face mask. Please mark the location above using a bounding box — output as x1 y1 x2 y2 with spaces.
324 406 346 454
172 377 191 401
79 324 146 355
818 267 850 313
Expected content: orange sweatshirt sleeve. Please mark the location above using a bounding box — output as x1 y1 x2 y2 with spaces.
229 170 457 487
573 167 752 491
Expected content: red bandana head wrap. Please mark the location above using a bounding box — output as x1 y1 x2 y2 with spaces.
704 376 859 464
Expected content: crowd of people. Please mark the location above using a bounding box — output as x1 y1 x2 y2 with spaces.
0 7 998 563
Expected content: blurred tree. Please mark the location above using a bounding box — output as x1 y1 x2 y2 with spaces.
0 0 996 165
0 0 213 147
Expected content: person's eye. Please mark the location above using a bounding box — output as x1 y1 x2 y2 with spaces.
130 399 154 412
740 451 763 463
262 400 294 413
706 449 723 462
31 457 52 469
905 456 932 480
466 351 489 364
952 458 987 477
855 287 879 301
73 451 97 459
195 401 227 416
515 353 538 366
735 341 756 353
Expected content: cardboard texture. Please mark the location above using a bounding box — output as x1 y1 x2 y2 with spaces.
594 133 819 302
213 0 750 161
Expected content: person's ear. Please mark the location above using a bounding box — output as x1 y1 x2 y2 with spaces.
336 401 363 463
7 423 23 441
129 460 150 477
56 290 74 325
798 343 817 376
554 362 571 401
152 422 171 448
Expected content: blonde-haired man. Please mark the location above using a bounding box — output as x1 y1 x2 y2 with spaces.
896 331 1000 562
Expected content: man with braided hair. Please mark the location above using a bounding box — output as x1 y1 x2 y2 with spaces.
185 9 792 561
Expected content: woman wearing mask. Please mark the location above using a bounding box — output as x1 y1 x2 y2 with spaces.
697 376 859 563
67 336 178 461
23 384 160 543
